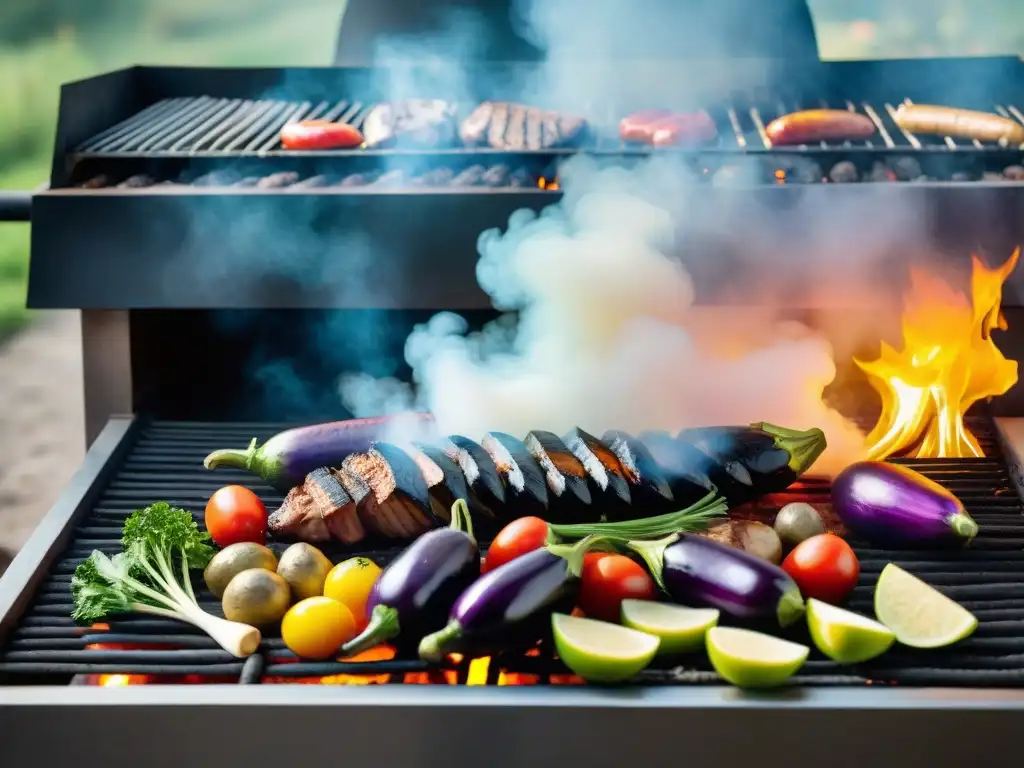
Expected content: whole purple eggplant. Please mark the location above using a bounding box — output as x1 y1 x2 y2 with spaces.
340 499 480 657
832 461 978 548
628 533 805 626
418 537 600 661
202 413 436 491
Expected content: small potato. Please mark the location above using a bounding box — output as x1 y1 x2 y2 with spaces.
277 543 333 601
221 569 291 626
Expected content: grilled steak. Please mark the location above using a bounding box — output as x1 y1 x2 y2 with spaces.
362 100 458 148
460 101 589 149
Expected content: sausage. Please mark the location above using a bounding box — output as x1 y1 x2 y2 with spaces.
893 104 1024 144
765 110 875 146
619 109 673 142
649 112 718 146
280 120 364 150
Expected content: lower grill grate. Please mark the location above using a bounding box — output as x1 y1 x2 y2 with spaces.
1 418 1023 687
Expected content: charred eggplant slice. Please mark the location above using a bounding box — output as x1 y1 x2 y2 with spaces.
563 427 632 518
446 436 508 523
524 430 593 522
600 430 675 519
408 442 473 525
481 432 550 520
637 430 718 508
341 447 435 540
676 423 826 504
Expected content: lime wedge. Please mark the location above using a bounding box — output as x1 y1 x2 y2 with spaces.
806 598 895 664
706 626 808 688
620 599 719 655
874 563 978 649
552 613 659 683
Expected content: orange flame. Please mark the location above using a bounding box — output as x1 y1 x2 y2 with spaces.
538 177 560 191
856 249 1020 459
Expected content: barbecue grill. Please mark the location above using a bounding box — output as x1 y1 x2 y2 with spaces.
3 2 1024 765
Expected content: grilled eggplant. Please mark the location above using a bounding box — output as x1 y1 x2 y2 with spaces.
637 430 718 507
563 427 632 517
446 436 507 521
480 432 550 520
601 430 675 518
524 430 593 522
267 422 826 545
675 423 826 505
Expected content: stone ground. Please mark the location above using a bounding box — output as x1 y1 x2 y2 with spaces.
0 311 84 576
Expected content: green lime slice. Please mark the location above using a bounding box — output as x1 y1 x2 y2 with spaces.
806 598 895 664
874 563 978 649
619 599 719 655
552 613 659 683
706 626 808 688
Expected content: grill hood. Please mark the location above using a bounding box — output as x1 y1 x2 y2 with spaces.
332 0 821 65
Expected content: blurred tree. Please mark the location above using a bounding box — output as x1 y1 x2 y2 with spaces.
0 0 143 44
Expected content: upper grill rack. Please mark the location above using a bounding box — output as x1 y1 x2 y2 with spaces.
2 418 1024 687
74 95 1024 158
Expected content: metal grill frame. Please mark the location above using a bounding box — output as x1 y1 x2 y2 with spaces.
1 416 1024 768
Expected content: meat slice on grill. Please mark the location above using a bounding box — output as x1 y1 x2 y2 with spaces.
362 100 458 148
269 466 358 543
340 446 437 539
460 101 589 149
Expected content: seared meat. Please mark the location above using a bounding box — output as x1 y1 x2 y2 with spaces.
460 101 589 149
362 100 458 148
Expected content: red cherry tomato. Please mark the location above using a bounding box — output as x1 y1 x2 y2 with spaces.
280 120 364 150
205 486 267 547
578 553 657 622
782 533 860 604
483 517 549 573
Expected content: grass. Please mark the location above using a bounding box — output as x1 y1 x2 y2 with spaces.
0 0 346 339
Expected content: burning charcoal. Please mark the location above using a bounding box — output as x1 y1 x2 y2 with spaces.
983 171 1004 182
508 167 533 187
1003 165 1024 180
712 161 764 186
459 102 494 146
452 164 486 187
950 171 974 182
362 100 458 148
234 177 261 188
412 167 455 187
481 432 550 520
374 169 405 187
601 430 675 519
192 171 239 187
890 157 923 181
291 174 332 189
116 174 155 189
829 161 859 183
79 175 111 189
256 172 300 189
867 162 895 182
481 164 510 187
779 157 822 184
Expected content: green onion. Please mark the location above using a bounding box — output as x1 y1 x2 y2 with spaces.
546 490 728 542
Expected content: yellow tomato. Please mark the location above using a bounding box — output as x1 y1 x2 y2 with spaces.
323 557 383 628
281 597 358 660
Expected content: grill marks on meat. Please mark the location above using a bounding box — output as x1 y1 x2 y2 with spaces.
461 101 588 150
361 100 458 148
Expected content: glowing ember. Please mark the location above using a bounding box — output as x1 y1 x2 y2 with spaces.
538 177 560 191
856 249 1020 459
98 674 150 686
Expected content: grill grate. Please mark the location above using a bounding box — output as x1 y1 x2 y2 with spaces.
74 96 1024 158
1 418 1023 687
